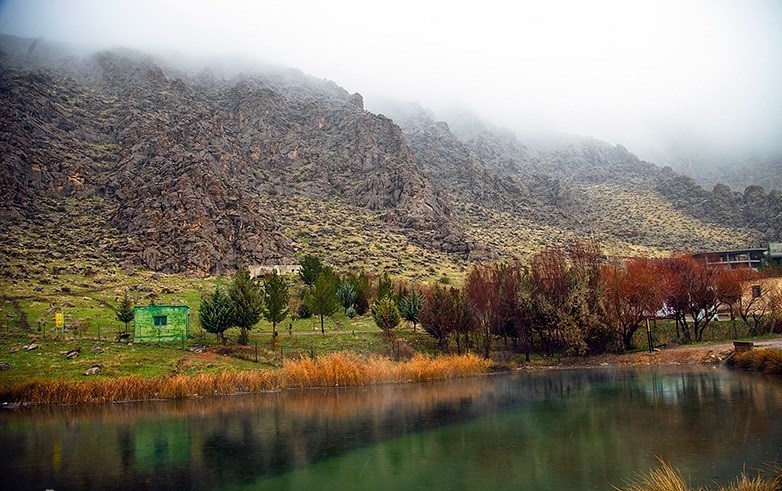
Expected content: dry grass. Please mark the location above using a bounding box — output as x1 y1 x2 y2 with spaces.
583 184 760 253
617 459 782 491
731 349 782 375
1 353 490 405
618 460 691 491
282 352 490 388
5 371 280 405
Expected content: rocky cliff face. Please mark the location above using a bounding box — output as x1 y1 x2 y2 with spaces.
655 172 782 242
0 37 468 274
373 98 782 248
2 35 779 278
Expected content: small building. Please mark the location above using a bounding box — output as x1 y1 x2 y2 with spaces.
249 264 302 277
769 243 782 266
133 305 190 343
692 248 767 270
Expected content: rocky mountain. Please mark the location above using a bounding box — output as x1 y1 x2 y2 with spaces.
1 35 780 278
370 99 781 255
671 155 782 193
0 36 467 275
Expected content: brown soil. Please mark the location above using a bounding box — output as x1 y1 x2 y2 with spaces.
533 336 782 369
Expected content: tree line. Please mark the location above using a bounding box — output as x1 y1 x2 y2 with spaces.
198 246 782 358
419 242 780 359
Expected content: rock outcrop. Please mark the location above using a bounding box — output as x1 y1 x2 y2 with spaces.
0 36 468 274
2 34 779 278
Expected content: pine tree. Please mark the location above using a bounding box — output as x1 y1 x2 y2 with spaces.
116 290 135 333
199 287 233 344
372 296 401 359
262 270 290 338
371 297 400 333
377 272 393 299
299 254 323 287
336 280 357 315
305 271 339 334
398 287 423 331
228 266 263 345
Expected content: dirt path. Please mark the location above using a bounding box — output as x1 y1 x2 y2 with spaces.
541 335 782 369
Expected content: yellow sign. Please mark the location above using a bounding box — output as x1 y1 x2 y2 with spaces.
55 312 64 328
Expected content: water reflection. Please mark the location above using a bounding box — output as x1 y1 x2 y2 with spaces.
1 368 781 491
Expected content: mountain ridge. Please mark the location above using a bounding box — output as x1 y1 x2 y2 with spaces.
1 35 780 278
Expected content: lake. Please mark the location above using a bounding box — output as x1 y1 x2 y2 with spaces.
2 367 781 490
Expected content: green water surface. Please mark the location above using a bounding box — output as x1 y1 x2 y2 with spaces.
2 368 781 490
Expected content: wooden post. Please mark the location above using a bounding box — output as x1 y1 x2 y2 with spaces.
646 317 653 353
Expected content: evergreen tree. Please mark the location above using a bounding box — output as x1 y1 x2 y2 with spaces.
352 271 372 315
372 296 401 358
262 270 290 338
228 266 263 345
371 296 400 333
377 272 393 299
305 271 339 334
116 290 135 333
199 287 233 344
398 287 423 331
336 280 357 315
299 254 323 287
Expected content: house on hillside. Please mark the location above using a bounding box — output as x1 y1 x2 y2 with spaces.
718 277 782 327
133 305 190 343
692 248 767 270
249 264 301 277
769 243 782 266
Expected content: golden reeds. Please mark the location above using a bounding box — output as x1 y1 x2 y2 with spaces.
617 459 782 491
731 348 782 375
0 353 490 405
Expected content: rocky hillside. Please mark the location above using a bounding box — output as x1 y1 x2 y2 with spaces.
1 35 780 279
0 36 468 275
673 155 782 193
370 100 776 255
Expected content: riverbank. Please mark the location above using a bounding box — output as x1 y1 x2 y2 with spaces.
537 337 782 370
0 352 490 405
2 335 781 406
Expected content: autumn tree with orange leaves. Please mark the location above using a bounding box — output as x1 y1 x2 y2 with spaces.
660 255 719 343
602 257 666 350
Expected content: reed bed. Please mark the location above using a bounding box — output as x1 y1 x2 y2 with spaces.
1 353 490 405
731 348 782 375
617 460 782 491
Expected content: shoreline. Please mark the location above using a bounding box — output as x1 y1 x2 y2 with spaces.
2 338 781 407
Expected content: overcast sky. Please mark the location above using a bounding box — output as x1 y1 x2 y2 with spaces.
1 0 781 165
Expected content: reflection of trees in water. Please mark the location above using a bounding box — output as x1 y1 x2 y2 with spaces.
2 369 781 490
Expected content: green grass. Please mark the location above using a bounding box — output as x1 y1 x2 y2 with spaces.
630 319 766 349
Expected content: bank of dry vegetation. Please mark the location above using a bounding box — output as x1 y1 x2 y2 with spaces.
1 352 490 405
730 348 782 375
618 459 782 491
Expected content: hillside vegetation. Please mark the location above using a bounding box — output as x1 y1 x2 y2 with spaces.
2 34 781 283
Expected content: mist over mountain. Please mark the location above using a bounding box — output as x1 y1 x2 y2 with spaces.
1 35 781 277
669 154 782 193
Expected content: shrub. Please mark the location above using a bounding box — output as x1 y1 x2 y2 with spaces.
297 303 312 319
731 348 782 375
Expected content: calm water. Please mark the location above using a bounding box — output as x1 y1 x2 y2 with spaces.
2 368 781 490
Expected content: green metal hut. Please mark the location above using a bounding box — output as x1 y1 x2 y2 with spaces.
133 305 190 343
